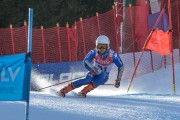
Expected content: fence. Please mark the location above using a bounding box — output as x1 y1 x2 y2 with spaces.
0 7 121 64
0 0 180 78
122 0 180 52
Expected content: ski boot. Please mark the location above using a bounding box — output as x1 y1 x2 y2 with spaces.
78 92 87 98
79 82 96 98
59 83 75 97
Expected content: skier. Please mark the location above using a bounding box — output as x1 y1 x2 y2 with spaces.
59 35 124 98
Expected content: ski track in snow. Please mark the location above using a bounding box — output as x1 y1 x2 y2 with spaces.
2 92 179 120
33 92 179 120
1 64 180 120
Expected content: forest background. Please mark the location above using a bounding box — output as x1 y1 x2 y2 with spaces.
0 0 114 28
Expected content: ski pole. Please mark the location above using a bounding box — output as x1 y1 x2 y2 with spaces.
35 75 86 91
103 83 114 85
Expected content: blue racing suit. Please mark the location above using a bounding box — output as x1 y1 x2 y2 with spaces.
73 48 124 88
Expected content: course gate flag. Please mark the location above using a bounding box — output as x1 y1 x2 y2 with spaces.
0 53 31 101
145 29 172 55
0 8 33 120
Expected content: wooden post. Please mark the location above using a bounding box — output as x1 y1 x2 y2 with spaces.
74 21 78 61
41 26 46 63
56 23 62 62
24 20 28 49
80 17 86 57
66 22 71 61
10 24 15 54
96 13 101 35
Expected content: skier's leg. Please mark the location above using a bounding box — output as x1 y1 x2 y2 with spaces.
59 72 94 97
59 83 75 97
79 72 109 98
73 72 94 88
93 72 109 87
79 82 96 98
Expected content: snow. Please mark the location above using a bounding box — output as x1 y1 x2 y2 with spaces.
0 63 180 120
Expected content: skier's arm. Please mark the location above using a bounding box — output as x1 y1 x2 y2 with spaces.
83 50 96 71
113 52 124 88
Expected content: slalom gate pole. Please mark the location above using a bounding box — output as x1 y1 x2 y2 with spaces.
35 75 86 91
26 8 33 120
127 7 166 93
168 0 176 95
127 51 144 93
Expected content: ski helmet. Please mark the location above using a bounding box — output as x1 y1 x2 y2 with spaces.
96 35 110 49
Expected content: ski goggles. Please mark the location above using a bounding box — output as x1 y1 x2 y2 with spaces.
97 44 108 49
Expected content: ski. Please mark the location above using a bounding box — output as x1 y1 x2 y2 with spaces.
56 91 86 98
71 91 86 98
